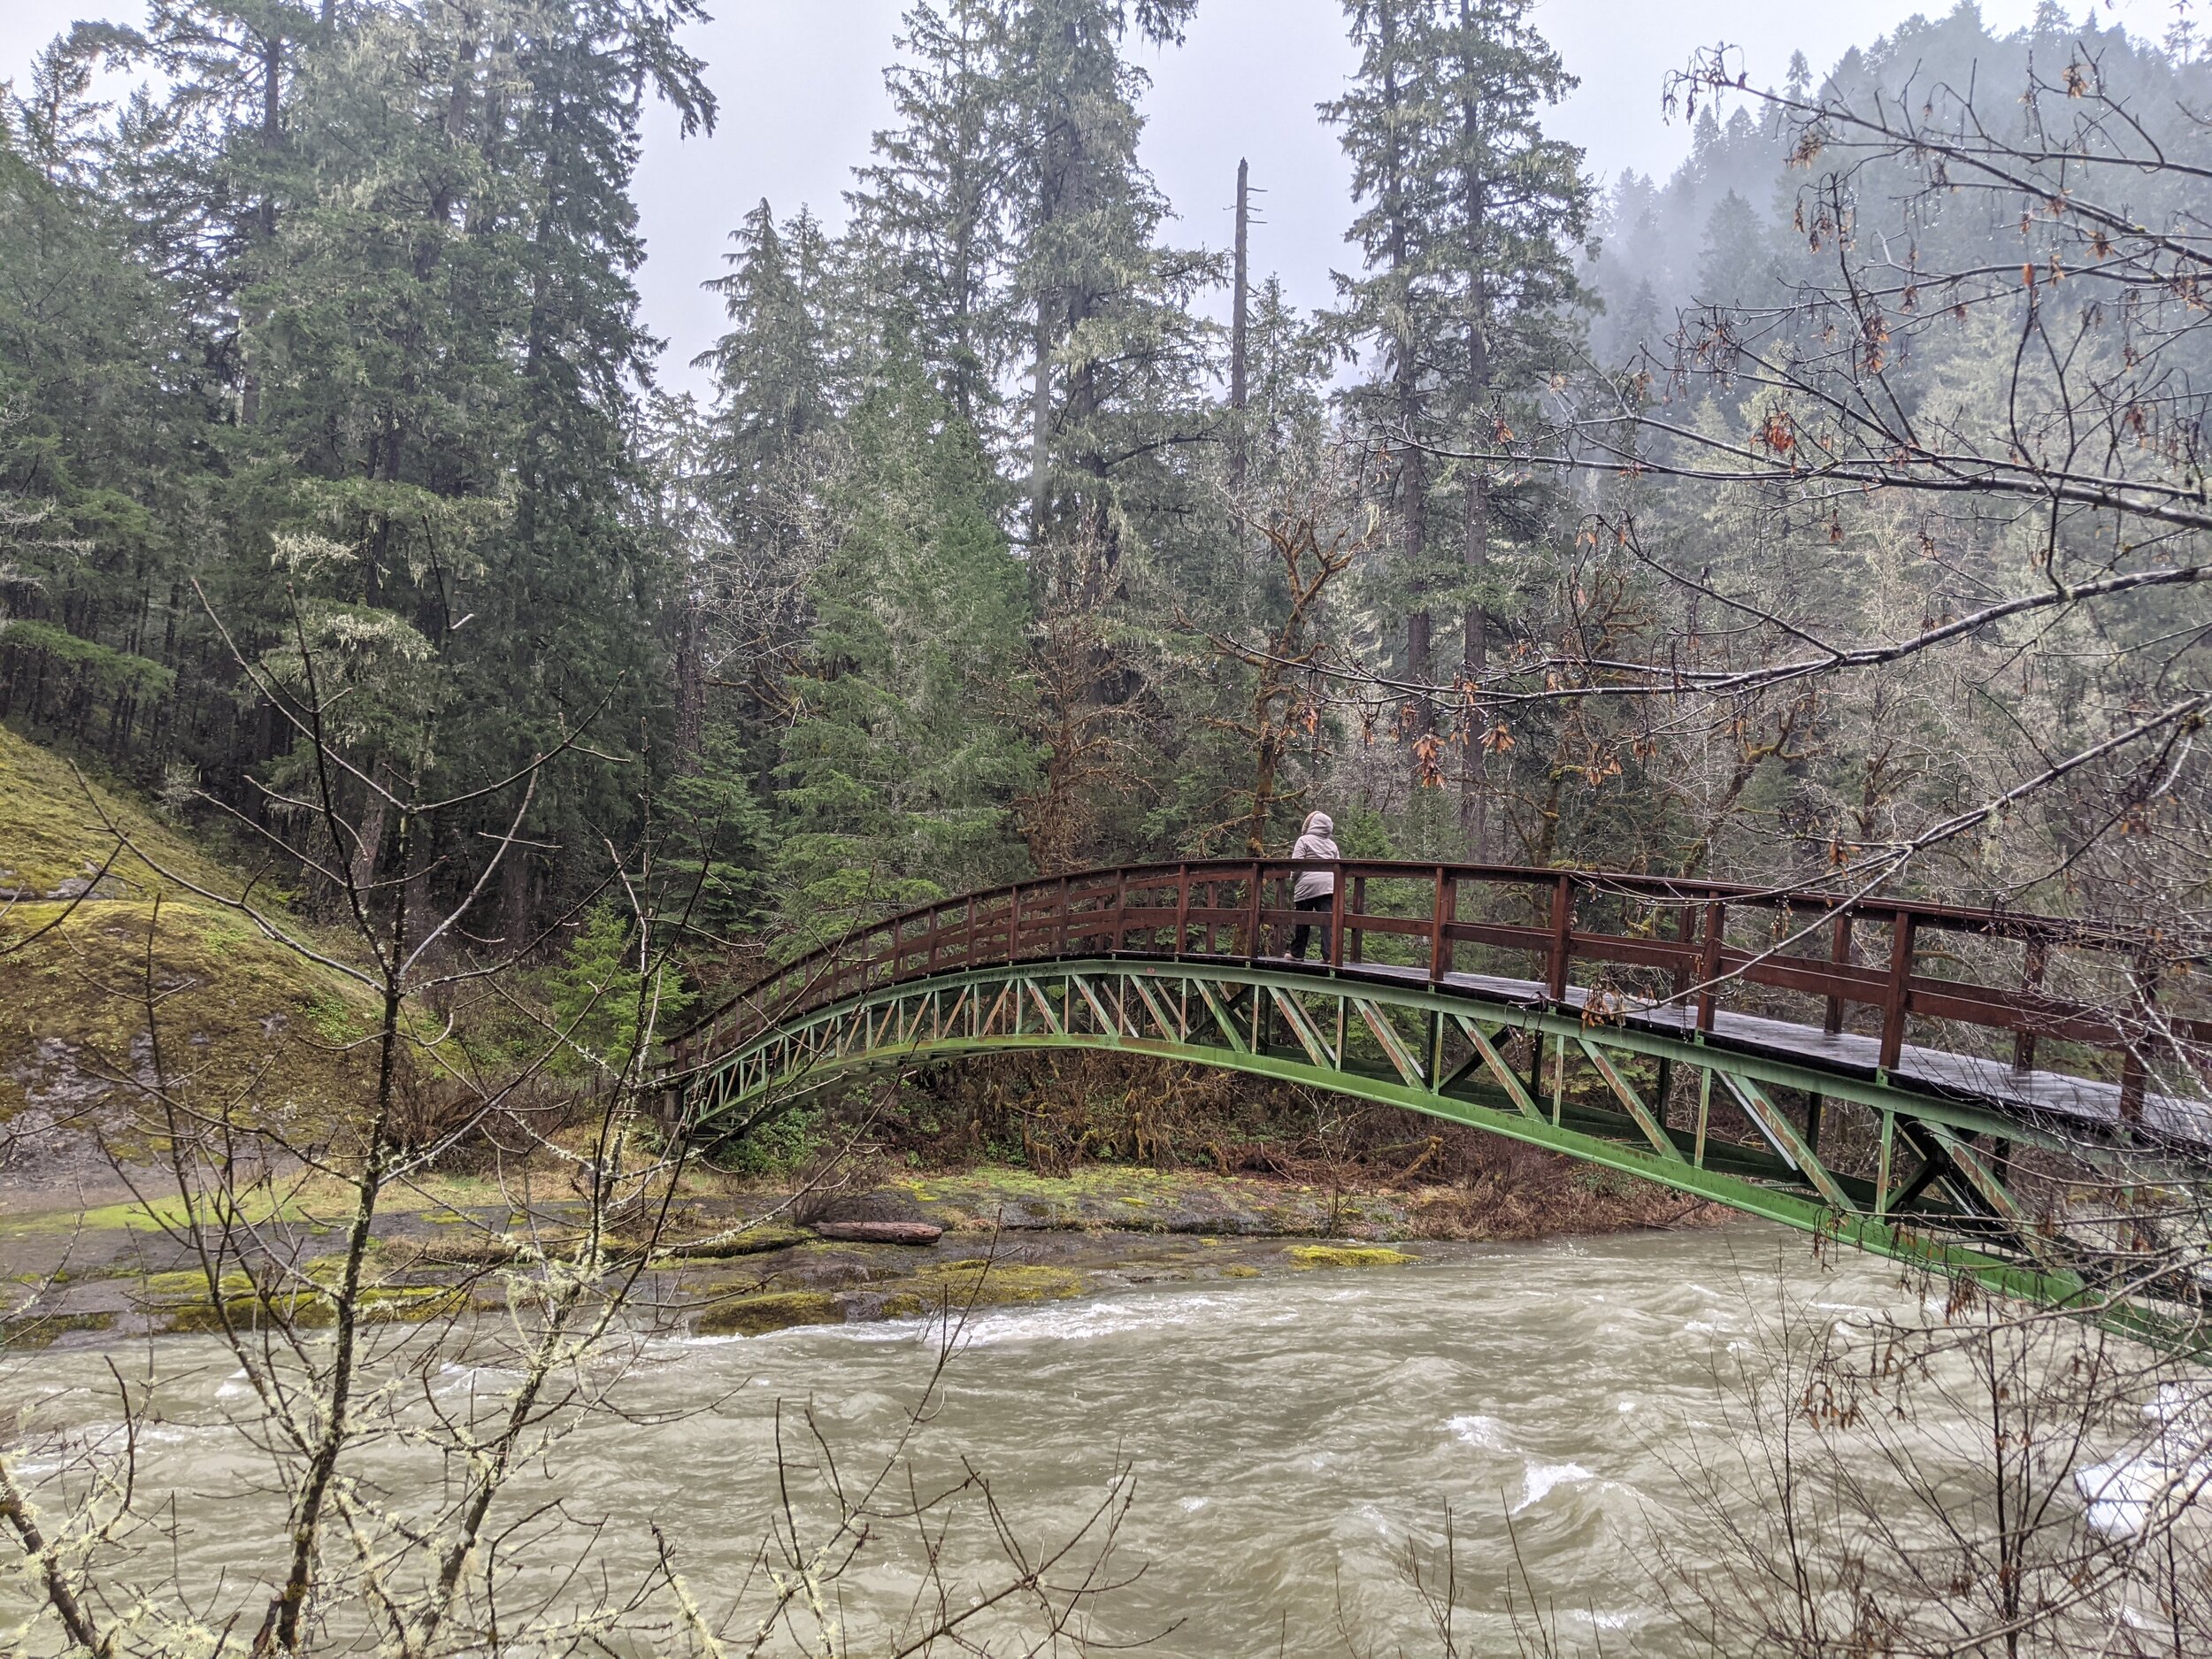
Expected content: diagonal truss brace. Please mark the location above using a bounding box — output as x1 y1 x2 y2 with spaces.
1579 1038 1686 1164
1724 1072 1855 1211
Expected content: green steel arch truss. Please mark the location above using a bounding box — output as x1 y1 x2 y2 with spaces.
676 955 2211 1353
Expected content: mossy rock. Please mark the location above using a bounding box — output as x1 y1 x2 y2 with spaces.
696 1290 843 1337
0 1310 117 1348
1218 1263 1262 1279
876 1260 1087 1319
1284 1244 1417 1270
151 1281 463 1333
163 1294 339 1333
650 1224 811 1263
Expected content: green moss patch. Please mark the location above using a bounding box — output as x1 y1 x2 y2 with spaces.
0 726 382 1148
0 1310 117 1348
1284 1244 1417 1270
137 1264 464 1333
875 1259 1087 1319
696 1290 842 1337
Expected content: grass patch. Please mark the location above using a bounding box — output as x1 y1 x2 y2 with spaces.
0 727 385 1148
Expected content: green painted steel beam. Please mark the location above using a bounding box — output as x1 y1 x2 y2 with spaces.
672 958 2152 1163
672 957 2212 1355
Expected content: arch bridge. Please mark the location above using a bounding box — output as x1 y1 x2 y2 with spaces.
663 861 2212 1349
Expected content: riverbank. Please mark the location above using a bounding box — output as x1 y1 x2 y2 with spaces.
1 1161 1722 1348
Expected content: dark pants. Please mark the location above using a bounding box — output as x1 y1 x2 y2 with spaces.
1290 893 1332 962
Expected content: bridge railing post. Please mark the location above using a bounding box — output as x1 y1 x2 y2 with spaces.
1547 873 1572 1001
2121 946 2156 1124
1696 901 1724 1032
1243 863 1262 962
1824 910 1853 1035
1428 864 1450 984
1878 910 1917 1072
1173 864 1189 958
2013 939 2047 1074
1327 864 1345 968
1671 903 1696 1006
1349 874 1366 965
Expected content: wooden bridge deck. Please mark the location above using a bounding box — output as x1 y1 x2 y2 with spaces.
1270 956 2212 1152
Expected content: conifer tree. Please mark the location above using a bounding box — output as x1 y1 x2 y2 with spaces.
1001 0 1207 564
1324 0 1445 733
1426 0 1591 857
776 354 1036 937
849 1 1018 429
1326 0 1590 855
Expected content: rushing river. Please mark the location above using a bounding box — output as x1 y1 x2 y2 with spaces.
5 1223 2186 1655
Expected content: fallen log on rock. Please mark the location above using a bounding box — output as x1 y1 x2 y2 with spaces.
811 1220 944 1246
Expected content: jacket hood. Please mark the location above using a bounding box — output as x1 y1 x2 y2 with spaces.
1303 811 1333 837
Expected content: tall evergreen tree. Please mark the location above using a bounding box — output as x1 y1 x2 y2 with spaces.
1324 0 1444 726
776 354 1036 936
1325 0 1590 855
1002 0 1207 561
1425 0 1591 857
848 1 1018 429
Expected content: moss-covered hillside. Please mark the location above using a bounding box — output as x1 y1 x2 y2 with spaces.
0 726 380 1192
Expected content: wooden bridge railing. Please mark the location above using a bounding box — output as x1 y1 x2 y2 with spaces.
664 861 2208 1110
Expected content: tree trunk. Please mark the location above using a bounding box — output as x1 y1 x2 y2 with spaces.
1462 470 1488 859
1457 13 1492 860
1230 157 1249 492
241 34 283 427
1030 299 1051 539
1379 4 1432 741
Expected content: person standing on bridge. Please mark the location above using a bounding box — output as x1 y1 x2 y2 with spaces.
1288 810 1340 962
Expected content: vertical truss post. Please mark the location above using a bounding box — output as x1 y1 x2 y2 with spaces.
1875 1109 1895 1218
1550 1033 1565 1125
1694 1065 1712 1167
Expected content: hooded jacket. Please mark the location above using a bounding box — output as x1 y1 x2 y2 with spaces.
1291 810 1340 902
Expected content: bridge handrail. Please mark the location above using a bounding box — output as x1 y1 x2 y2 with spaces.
665 860 2207 1108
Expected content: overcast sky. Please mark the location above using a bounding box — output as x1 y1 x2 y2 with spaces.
1 1 2180 393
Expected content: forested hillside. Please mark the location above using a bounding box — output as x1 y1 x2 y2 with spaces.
4 0 2208 1026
